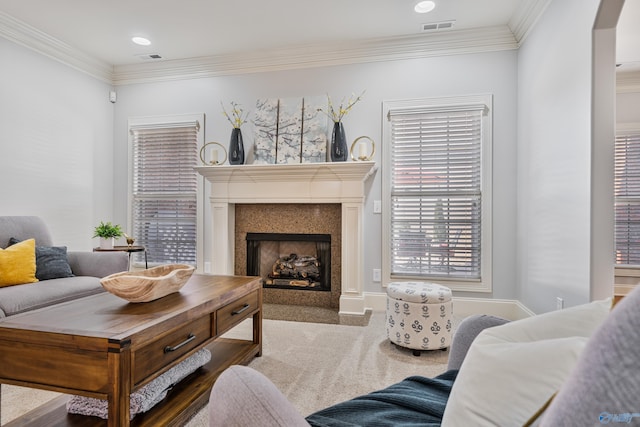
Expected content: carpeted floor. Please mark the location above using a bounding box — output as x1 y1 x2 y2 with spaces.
2 308 451 426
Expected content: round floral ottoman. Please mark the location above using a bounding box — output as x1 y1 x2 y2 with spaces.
385 281 453 355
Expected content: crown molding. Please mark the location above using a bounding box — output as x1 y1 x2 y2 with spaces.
508 0 552 44
0 8 530 86
112 26 518 85
0 11 113 83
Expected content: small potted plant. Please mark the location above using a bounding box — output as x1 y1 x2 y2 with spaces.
93 221 123 249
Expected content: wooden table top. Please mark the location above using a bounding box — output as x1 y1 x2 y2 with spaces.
0 274 261 345
93 245 146 252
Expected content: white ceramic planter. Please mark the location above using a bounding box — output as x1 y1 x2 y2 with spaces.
99 237 115 250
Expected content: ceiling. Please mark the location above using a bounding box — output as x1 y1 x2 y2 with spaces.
0 0 638 76
0 0 527 65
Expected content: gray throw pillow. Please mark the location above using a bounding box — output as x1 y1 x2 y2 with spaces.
540 286 640 426
8 237 74 280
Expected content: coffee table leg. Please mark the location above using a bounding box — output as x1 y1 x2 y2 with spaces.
254 289 263 357
108 340 132 426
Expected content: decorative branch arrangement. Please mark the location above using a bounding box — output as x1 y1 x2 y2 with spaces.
221 101 250 129
318 90 365 123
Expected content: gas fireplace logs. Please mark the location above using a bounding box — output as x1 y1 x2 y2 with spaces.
268 253 320 287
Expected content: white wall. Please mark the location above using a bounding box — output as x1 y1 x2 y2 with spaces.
113 50 519 299
0 37 115 250
516 0 603 312
617 91 640 124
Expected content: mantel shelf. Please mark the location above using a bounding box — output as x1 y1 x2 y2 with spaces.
195 161 377 184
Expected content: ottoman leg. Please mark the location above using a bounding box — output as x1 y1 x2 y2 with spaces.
412 350 421 357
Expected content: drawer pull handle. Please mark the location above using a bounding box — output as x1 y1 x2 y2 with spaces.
164 333 196 353
232 303 250 315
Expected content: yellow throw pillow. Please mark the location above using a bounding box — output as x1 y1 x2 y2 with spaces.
0 238 38 287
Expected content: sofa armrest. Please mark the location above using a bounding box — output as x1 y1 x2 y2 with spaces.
209 365 310 427
447 314 510 371
67 251 128 278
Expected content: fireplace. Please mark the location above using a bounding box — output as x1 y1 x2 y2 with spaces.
235 203 341 308
246 233 331 291
196 162 377 315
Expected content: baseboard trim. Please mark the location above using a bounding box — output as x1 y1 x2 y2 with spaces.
364 292 534 321
339 294 367 316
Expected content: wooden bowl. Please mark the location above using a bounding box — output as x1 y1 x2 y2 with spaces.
100 264 196 303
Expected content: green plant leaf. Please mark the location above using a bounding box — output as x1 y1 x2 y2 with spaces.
93 221 123 238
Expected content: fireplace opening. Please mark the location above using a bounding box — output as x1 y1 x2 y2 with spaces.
246 233 331 291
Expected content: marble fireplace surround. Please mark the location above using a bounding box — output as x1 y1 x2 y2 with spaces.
196 161 377 315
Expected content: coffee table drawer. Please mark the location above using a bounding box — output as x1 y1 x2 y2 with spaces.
133 316 211 385
217 290 259 335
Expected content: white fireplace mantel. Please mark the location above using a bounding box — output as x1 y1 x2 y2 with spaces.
196 161 377 315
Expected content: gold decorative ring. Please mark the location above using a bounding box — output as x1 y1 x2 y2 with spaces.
350 136 375 161
199 142 228 165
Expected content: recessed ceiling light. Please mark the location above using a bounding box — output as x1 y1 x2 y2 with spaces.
414 1 436 14
132 37 151 46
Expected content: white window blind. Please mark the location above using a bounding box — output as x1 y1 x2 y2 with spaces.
130 120 200 266
615 131 640 265
388 105 484 280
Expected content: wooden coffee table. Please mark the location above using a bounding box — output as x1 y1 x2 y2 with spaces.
0 274 262 427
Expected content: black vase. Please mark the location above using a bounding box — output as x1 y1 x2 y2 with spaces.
228 128 245 165
330 121 348 162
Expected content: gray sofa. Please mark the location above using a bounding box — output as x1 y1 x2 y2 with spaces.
0 216 128 318
209 287 640 426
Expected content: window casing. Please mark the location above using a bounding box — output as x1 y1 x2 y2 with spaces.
382 95 492 292
615 126 640 266
128 114 204 268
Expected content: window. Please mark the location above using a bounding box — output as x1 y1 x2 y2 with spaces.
615 127 640 266
128 114 204 267
382 95 492 291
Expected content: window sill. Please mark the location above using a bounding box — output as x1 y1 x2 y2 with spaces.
615 266 640 304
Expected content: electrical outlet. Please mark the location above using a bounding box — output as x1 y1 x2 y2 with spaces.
556 297 564 310
204 262 211 274
373 269 381 282
373 200 382 214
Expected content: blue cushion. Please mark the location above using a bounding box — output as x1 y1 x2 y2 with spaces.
9 237 74 280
